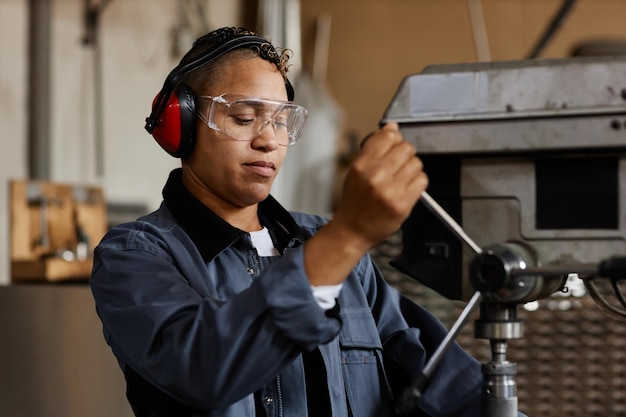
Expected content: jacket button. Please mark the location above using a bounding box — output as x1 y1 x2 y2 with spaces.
247 267 255 275
262 395 273 405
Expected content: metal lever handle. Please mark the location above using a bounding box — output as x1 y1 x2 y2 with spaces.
420 191 482 255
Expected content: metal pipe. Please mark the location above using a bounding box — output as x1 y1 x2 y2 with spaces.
28 0 52 179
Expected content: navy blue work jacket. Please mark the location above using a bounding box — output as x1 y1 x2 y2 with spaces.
90 169 484 417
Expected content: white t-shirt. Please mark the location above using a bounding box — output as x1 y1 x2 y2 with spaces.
250 227 342 310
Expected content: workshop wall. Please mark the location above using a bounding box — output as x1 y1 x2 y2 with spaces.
0 0 244 284
299 0 626 155
0 0 29 286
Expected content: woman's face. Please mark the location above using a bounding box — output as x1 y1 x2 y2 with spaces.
183 56 290 210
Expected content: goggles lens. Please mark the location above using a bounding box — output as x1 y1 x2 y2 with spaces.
197 94 308 146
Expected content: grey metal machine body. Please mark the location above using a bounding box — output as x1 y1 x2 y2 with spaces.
382 56 626 417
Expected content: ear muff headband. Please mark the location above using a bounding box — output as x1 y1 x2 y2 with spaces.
145 35 294 158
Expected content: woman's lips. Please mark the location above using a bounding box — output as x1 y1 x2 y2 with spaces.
244 161 275 177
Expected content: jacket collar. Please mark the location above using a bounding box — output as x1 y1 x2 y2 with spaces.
163 168 305 262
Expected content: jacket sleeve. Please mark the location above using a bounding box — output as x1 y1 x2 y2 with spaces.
90 224 341 410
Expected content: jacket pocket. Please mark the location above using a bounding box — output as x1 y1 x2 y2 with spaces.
339 308 391 417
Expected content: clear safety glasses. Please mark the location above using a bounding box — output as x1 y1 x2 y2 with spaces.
196 94 308 146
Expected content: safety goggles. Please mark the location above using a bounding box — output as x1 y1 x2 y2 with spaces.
196 94 308 146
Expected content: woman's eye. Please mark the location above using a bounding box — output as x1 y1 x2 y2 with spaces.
274 114 289 128
232 115 255 125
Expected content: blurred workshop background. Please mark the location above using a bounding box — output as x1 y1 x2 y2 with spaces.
2 0 626 416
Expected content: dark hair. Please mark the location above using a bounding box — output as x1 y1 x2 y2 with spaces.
178 27 292 94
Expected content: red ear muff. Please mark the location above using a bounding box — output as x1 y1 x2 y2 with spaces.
150 83 197 158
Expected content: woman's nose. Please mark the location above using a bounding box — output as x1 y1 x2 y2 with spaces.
251 120 281 150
